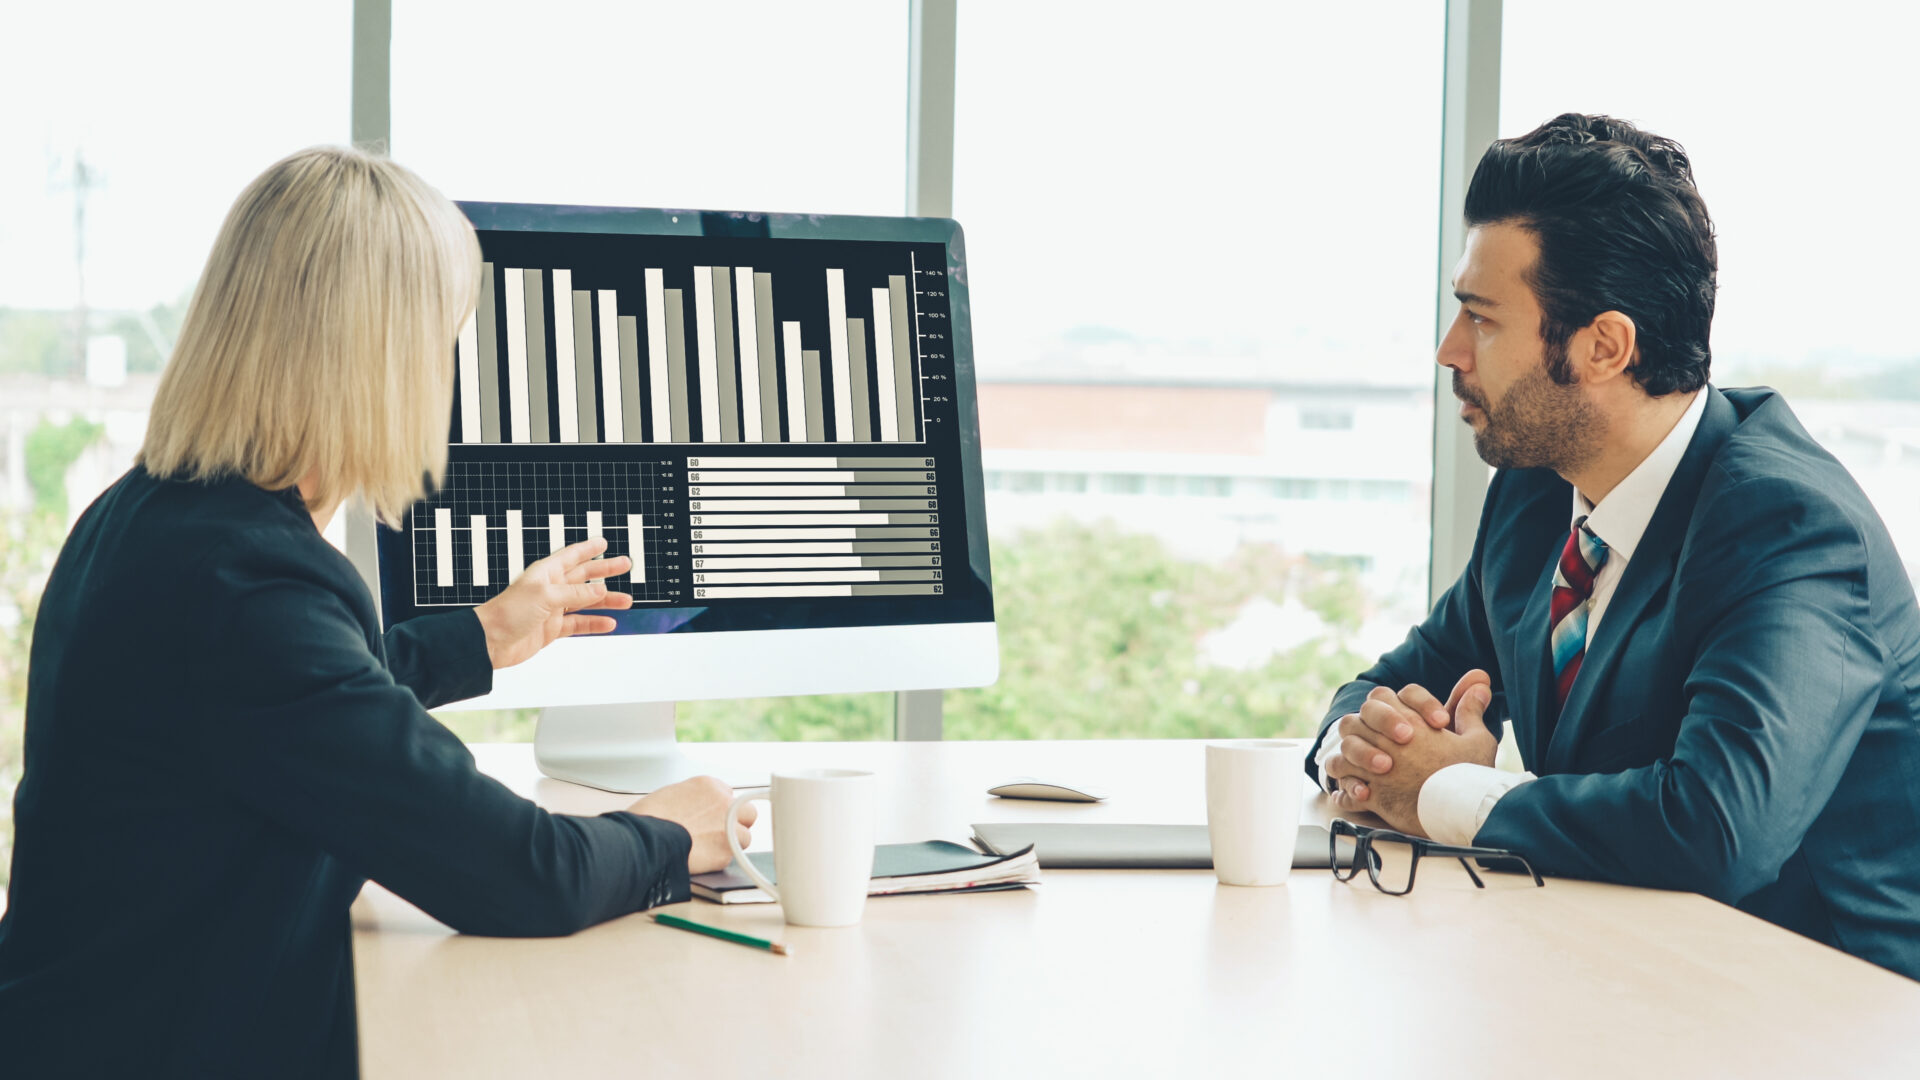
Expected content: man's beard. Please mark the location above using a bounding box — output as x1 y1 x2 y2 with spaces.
1454 350 1603 474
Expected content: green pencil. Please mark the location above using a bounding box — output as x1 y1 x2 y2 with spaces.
650 913 790 956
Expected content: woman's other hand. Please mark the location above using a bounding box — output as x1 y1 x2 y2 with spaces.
473 538 634 669
628 777 757 874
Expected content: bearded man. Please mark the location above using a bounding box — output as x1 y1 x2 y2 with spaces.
1312 113 1920 982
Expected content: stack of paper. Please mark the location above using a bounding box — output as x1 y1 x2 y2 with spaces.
692 840 1040 905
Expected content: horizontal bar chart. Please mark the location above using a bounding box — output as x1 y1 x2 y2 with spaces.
689 527 942 540
689 499 933 511
687 513 936 526
688 485 933 498
692 569 935 584
689 555 940 569
689 456 933 470
453 262 927 447
692 584 945 599
687 541 940 555
669 455 947 596
685 471 929 483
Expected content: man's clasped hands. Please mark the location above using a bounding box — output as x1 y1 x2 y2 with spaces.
1324 668 1501 837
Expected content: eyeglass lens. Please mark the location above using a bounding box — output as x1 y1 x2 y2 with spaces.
1366 835 1419 895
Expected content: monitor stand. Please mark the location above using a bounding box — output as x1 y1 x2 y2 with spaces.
533 702 768 794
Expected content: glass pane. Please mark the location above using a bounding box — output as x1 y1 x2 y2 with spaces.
0 1 351 893
1502 1 1920 577
944 4 1444 740
391 0 908 215
395 2 910 743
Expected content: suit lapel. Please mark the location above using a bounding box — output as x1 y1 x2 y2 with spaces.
1541 387 1738 774
1512 548 1562 772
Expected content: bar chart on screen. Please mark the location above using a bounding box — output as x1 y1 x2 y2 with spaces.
452 253 934 448
411 459 683 608
384 224 979 629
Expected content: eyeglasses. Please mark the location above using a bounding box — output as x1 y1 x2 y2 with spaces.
1329 818 1545 895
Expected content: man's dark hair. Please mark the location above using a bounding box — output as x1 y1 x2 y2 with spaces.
1464 113 1716 396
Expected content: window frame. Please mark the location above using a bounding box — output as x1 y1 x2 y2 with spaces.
1430 0 1501 609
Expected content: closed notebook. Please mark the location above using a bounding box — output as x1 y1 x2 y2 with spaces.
970 823 1354 870
692 840 1041 904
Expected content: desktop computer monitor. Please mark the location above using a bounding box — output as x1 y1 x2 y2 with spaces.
355 202 997 792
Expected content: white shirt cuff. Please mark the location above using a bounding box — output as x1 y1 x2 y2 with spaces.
1315 726 1344 793
1417 762 1536 847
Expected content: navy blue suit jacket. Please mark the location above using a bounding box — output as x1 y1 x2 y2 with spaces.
1311 386 1920 981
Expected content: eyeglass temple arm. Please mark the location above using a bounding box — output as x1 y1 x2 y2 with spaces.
1425 843 1546 886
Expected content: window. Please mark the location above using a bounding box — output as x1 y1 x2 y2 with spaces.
1008 472 1045 494
391 1 910 743
1502 0 1920 577
1359 480 1413 503
943 3 1444 741
1272 478 1318 500
0 0 351 893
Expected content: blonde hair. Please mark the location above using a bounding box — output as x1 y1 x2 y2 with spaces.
141 145 479 525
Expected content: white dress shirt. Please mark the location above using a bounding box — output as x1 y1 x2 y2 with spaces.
1317 387 1709 845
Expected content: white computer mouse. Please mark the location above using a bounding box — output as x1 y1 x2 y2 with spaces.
987 777 1109 802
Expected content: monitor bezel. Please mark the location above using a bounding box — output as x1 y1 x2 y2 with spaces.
357 201 997 709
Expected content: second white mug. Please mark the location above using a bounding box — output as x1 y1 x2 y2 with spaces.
727 768 877 927
1206 740 1307 887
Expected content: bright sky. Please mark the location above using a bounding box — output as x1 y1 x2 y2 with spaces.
0 1 348 312
389 0 906 214
953 2 1444 382
1 0 1914 382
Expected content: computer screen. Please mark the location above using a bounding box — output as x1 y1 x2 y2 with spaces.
370 203 996 715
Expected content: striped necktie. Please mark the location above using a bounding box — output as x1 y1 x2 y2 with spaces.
1549 516 1609 711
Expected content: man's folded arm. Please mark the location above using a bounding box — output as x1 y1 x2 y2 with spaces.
1307 472 1509 789
1474 476 1879 904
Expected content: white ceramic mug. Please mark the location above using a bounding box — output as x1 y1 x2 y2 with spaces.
727 768 877 927
1206 740 1308 887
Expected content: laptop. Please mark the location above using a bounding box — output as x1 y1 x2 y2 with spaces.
971 823 1354 869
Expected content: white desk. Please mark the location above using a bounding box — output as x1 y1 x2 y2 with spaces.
351 740 1920 1079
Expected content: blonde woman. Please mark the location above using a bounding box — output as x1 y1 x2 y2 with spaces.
0 147 752 1078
